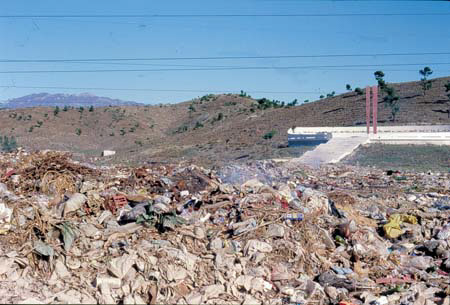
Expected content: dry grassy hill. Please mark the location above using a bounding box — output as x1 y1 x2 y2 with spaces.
1 76 449 166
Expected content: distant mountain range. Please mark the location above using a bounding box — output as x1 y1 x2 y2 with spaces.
0 92 144 108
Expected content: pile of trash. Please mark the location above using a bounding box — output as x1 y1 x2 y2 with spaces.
0 150 449 304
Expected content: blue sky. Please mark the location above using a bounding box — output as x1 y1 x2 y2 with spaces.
0 0 449 104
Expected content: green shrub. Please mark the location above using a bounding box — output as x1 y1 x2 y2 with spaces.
383 86 400 121
75 128 82 135
0 135 18 152
176 125 188 133
194 121 204 129
200 94 215 102
263 130 277 140
211 112 224 124
239 90 251 98
256 98 286 110
445 82 450 118
286 99 298 107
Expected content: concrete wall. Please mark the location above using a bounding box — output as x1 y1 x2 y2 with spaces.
369 132 450 145
288 125 450 145
289 125 450 134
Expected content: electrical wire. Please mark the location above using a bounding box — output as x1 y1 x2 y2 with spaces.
1 52 450 63
1 62 449 74
0 85 325 94
1 13 449 18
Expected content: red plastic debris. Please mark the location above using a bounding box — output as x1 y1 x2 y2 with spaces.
437 269 449 276
104 194 128 214
113 195 128 208
2 169 16 181
376 274 413 285
280 197 289 209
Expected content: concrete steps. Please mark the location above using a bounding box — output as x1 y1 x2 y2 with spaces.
296 136 369 167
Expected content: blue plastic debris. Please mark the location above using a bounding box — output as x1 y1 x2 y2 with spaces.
283 213 304 221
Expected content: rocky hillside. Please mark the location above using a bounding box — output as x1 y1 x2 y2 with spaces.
0 76 449 166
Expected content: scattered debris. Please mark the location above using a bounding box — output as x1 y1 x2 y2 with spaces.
0 150 449 304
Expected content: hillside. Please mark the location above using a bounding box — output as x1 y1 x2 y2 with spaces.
0 92 143 109
0 76 449 166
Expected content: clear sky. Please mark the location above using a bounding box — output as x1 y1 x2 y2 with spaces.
0 0 449 104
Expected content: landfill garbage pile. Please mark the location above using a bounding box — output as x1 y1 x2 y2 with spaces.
0 150 450 304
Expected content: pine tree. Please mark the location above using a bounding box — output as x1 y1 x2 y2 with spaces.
445 81 450 118
374 71 386 89
419 67 433 96
54 106 60 116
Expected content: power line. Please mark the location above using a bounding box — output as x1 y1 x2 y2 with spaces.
47 61 450 70
9 61 249 68
33 17 152 26
0 85 325 94
1 62 450 74
1 13 449 18
1 52 450 63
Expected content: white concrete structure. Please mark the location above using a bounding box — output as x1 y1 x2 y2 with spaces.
297 136 369 167
289 125 450 167
291 83 449 167
288 125 450 144
102 150 116 157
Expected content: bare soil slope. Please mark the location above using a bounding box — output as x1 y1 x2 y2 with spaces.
1 76 449 166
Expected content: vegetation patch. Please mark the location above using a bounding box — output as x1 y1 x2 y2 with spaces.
0 135 18 152
263 130 277 140
343 144 450 172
